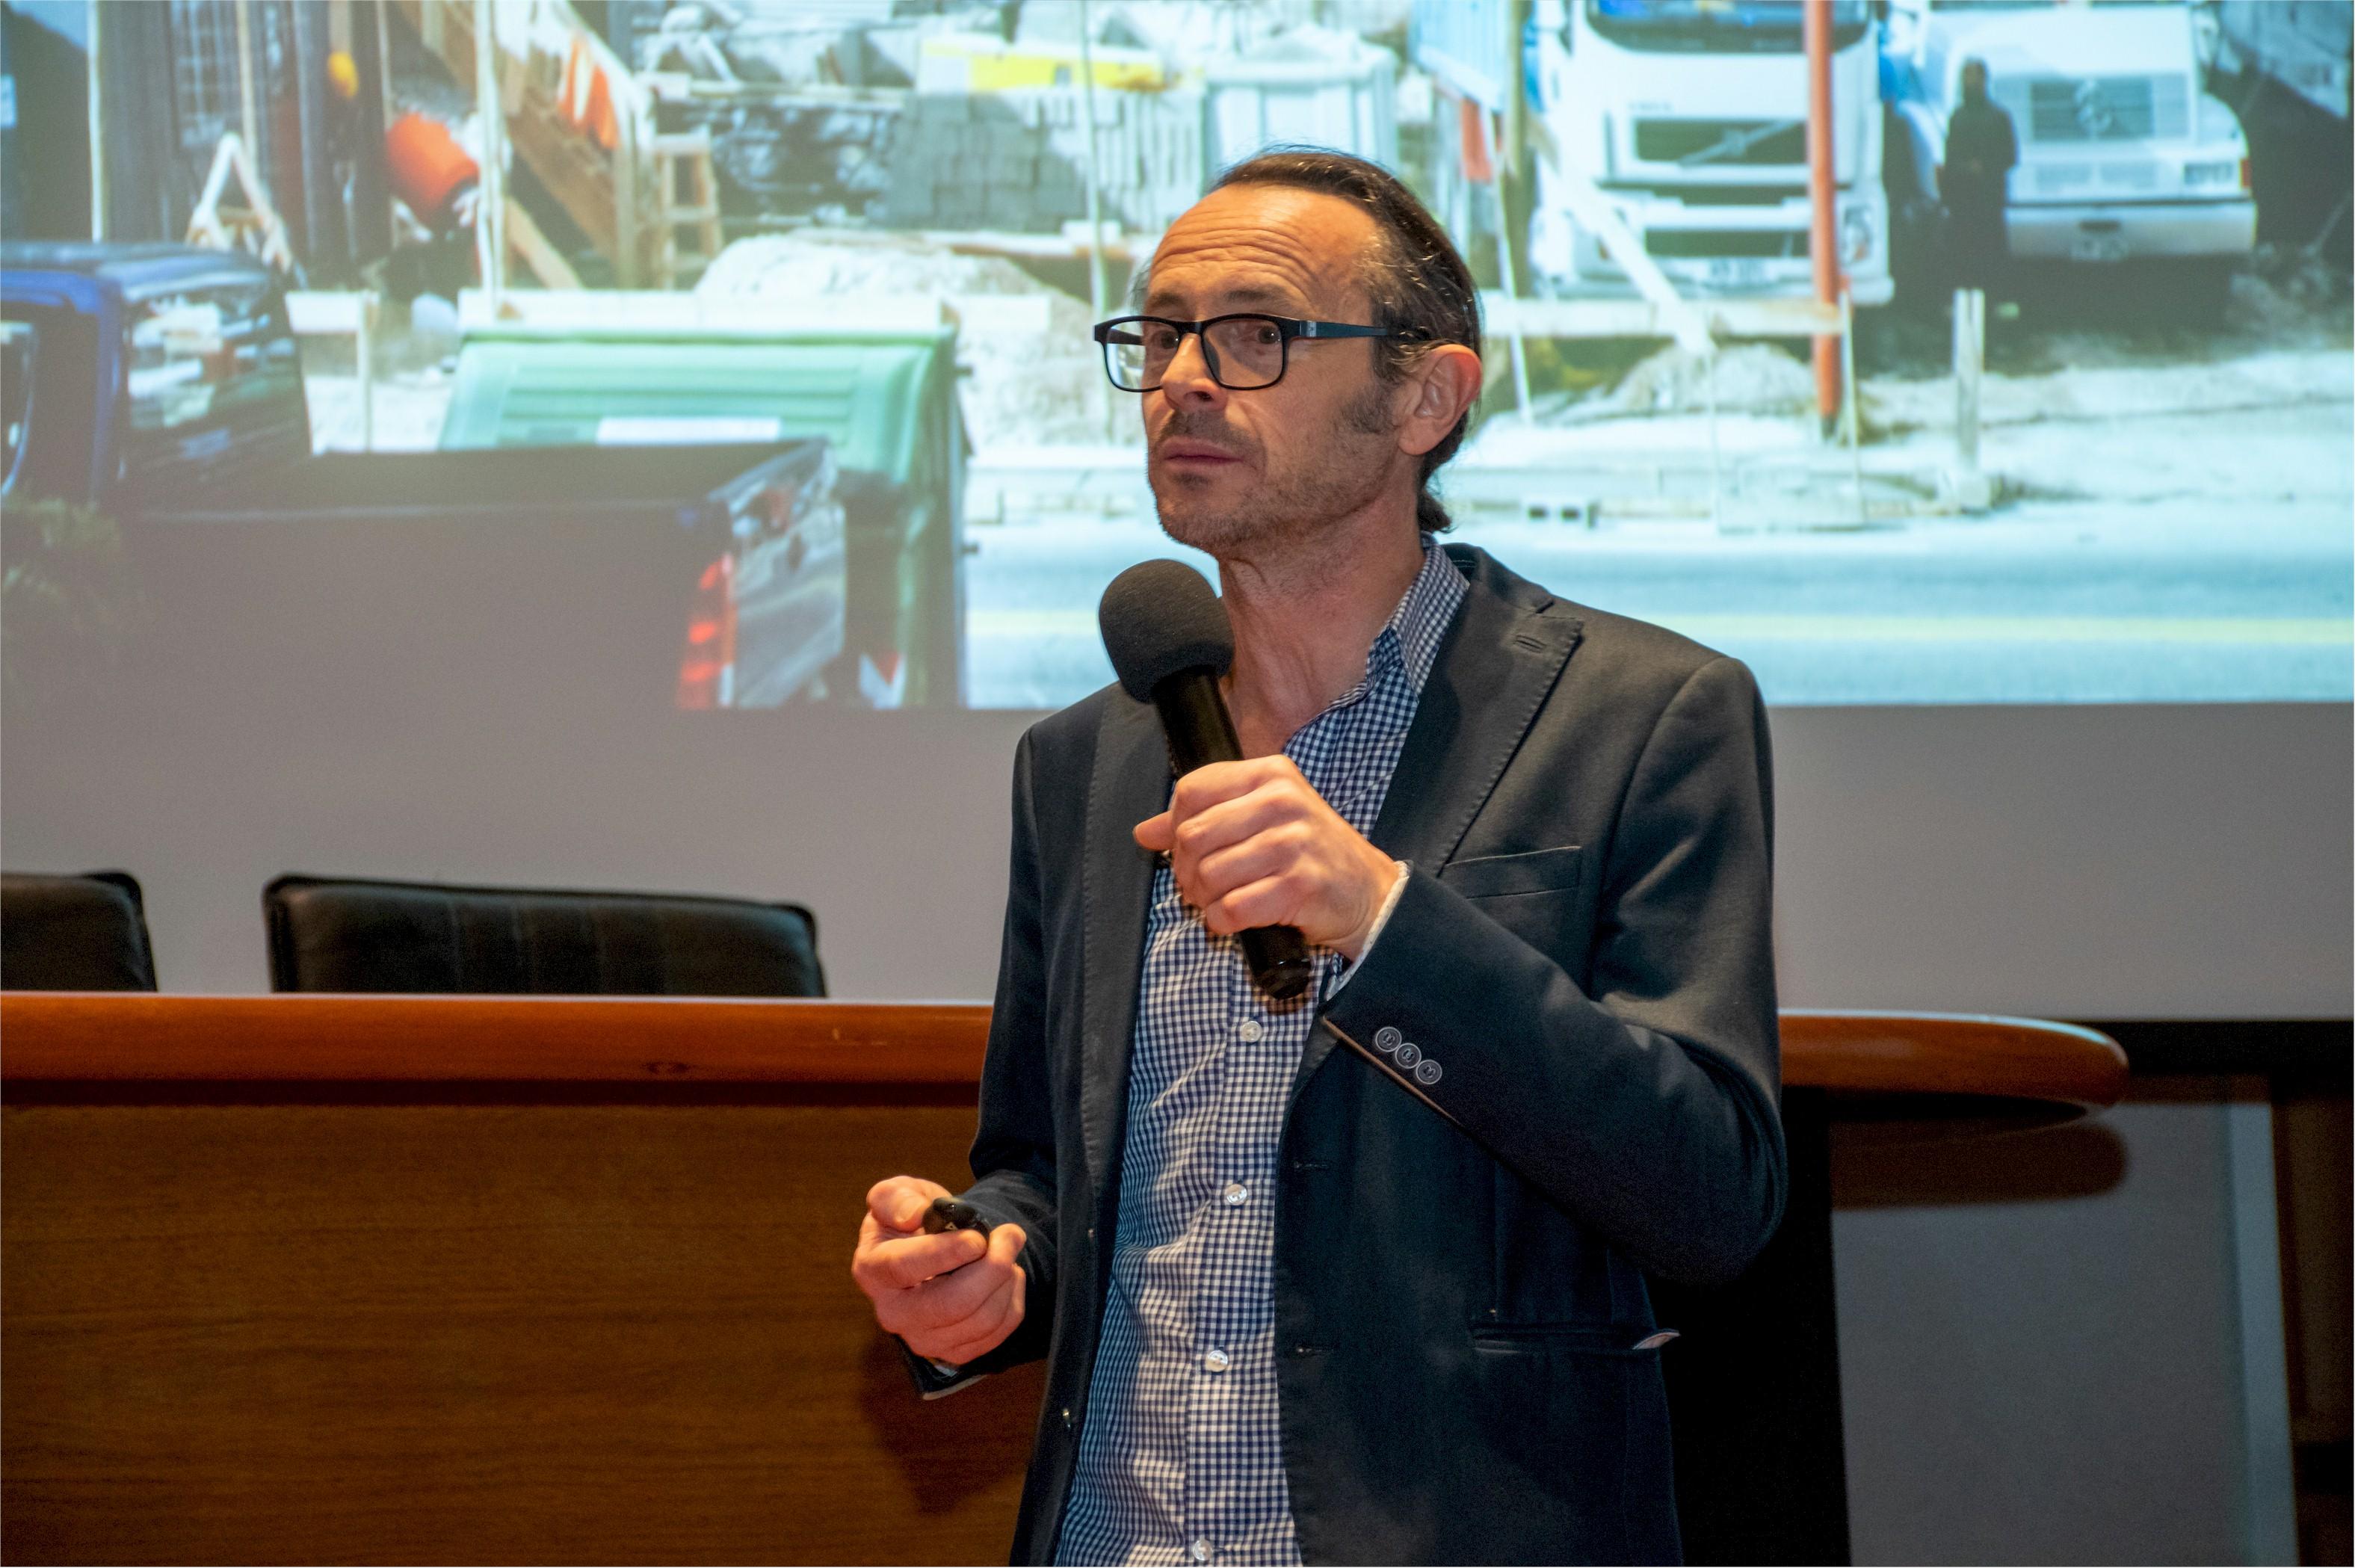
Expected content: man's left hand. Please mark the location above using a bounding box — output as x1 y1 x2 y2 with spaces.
1135 756 1403 960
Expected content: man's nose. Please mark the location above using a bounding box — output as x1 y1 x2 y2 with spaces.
1157 330 1226 410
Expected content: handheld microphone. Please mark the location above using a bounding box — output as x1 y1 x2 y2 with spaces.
1099 561 1315 1001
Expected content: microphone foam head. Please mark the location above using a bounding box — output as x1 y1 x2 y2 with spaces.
1099 560 1233 702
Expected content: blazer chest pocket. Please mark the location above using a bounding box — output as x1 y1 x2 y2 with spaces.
1439 843 1584 899
1440 845 1591 963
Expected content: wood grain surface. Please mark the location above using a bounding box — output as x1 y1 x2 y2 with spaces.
1778 1007 2126 1112
0 994 2128 1112
0 997 2124 1563
0 994 991 1086
2 1099 1043 1565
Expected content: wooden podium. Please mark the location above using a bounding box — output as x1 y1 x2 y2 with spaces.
1 995 2123 1566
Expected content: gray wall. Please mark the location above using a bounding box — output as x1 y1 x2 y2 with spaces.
7 696 2348 1017
1768 701 2351 1019
1836 1086 2298 1565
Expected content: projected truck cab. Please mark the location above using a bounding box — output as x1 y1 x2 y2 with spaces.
1881 0 2256 321
1584 0 1872 54
1520 0 1892 302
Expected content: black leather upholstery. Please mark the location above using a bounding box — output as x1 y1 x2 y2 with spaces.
264 877 825 997
1 871 159 991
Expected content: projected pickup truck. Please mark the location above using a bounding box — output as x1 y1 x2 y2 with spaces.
674 439 848 709
0 243 849 712
1 242 312 507
435 314 968 711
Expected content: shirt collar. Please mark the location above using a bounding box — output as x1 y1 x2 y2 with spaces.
1280 535 1469 740
1370 534 1468 699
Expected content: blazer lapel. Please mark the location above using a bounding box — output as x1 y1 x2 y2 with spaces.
1370 549 1583 868
1295 548 1583 1099
1080 694 1167 1205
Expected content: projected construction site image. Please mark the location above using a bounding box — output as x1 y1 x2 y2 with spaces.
54 0 2340 712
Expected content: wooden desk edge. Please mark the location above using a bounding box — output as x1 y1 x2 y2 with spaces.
0 993 2126 1111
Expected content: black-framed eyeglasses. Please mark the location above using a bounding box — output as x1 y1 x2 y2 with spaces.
1092 314 1430 392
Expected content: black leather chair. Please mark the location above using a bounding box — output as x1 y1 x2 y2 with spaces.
263 877 826 997
1 871 159 990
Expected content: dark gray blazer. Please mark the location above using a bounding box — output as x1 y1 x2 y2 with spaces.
950 543 1785 1566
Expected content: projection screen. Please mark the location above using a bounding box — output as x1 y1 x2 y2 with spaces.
1 0 2347 1007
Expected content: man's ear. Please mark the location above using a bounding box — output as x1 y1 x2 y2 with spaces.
1398 345 1484 458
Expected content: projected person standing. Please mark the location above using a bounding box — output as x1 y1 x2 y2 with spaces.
1942 58 2019 298
850 151 1784 1566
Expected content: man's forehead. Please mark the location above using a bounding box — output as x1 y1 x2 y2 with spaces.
1143 185 1376 314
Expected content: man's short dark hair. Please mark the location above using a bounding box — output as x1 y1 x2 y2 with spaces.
1204 147 1482 533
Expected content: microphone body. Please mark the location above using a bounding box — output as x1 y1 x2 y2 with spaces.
1149 668 1315 1001
1099 559 1314 1002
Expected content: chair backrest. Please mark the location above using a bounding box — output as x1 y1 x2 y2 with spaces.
1 871 159 991
263 877 825 997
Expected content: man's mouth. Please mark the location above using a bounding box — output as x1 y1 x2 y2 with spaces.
1156 440 1244 468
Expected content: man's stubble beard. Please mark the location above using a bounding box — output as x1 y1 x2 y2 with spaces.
1152 380 1398 558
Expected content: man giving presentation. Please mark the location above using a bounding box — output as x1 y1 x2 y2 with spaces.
853 149 1785 1567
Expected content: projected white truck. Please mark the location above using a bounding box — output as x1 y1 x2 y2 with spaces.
1417 0 1892 305
1880 0 2256 315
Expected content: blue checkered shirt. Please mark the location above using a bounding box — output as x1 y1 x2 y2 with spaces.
1055 540 1468 1567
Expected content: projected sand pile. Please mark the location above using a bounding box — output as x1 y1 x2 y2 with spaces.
698 232 1135 450
1583 344 1821 420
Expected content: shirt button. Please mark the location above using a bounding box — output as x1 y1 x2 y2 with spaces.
1237 1019 1263 1042
1220 1181 1250 1207
1188 1540 1212 1564
1204 1348 1231 1373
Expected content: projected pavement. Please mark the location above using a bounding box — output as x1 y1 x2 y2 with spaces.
962 336 2354 707
964 501 2351 708
287 182 2353 714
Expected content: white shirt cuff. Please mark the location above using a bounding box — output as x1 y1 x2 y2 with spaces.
1334 860 1411 992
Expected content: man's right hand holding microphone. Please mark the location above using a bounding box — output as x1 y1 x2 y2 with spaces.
851 1176 1028 1365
